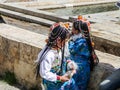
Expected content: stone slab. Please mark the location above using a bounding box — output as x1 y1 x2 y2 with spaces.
0 3 69 22
70 10 120 56
31 0 118 9
2 15 50 35
0 23 47 48
96 50 120 69
0 80 20 90
5 0 118 7
0 8 55 27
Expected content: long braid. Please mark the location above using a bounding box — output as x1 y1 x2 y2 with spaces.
36 25 69 78
36 46 50 78
81 22 94 70
60 33 66 75
73 20 99 71
81 22 99 71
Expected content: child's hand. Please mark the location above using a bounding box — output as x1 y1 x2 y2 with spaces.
71 69 76 74
67 60 78 71
67 60 72 63
60 75 70 82
64 69 76 79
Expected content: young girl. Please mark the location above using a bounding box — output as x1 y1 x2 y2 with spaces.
68 19 91 90
36 23 78 90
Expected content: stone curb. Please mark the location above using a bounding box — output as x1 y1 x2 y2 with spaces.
0 3 69 22
0 8 55 27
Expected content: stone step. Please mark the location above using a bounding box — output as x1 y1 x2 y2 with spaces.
0 23 47 48
0 3 69 22
32 0 117 10
0 8 55 27
0 80 20 90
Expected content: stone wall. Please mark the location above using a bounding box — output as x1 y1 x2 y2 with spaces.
0 34 42 89
0 24 47 89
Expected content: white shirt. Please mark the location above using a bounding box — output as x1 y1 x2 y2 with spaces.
40 49 61 82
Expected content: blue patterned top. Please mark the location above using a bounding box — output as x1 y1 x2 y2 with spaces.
68 35 90 62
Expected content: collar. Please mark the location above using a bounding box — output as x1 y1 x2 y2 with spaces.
71 33 82 41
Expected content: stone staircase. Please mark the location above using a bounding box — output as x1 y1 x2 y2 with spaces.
0 3 57 27
0 3 69 27
0 0 117 26
0 8 55 27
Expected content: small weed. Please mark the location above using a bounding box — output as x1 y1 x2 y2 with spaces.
3 71 17 85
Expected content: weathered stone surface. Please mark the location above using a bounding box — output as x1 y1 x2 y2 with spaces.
0 36 3 63
0 24 46 89
5 0 117 6
2 16 49 35
0 37 13 73
93 36 120 56
14 60 41 88
88 63 116 90
88 50 120 90
0 80 20 90
0 36 4 75
84 10 120 56
20 43 32 64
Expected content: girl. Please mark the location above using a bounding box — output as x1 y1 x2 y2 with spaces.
68 19 91 90
36 23 78 90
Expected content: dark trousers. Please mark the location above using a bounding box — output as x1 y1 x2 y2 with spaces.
99 68 120 90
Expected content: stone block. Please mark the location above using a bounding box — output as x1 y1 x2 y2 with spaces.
20 43 34 64
14 59 41 89
93 36 120 56
88 63 116 90
0 36 3 64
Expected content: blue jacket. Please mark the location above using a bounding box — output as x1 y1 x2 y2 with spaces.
68 37 90 62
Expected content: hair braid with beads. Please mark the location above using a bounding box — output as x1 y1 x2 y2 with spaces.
36 25 69 78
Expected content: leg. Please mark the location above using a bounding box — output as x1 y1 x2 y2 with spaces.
43 79 63 90
73 62 90 90
60 78 79 90
99 69 120 90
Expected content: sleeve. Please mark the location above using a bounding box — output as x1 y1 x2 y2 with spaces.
69 38 90 57
77 39 90 57
64 42 70 59
40 52 57 82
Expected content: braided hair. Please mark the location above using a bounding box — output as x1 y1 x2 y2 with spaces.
36 24 69 78
73 20 83 33
47 25 68 47
73 20 98 71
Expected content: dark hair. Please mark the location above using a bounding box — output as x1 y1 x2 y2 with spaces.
73 20 98 71
36 25 69 78
73 20 83 32
47 25 68 47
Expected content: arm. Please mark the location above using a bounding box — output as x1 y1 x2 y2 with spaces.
40 52 57 82
69 38 90 57
40 51 69 82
